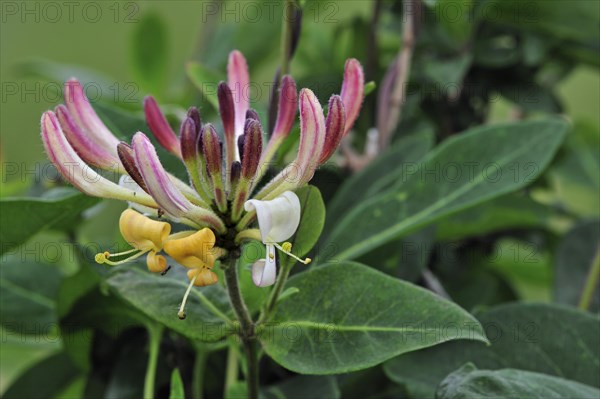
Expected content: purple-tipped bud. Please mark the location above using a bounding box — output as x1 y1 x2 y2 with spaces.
117 142 149 193
246 109 260 121
241 119 263 179
318 96 346 164
230 161 241 187
187 107 202 135
218 82 235 138
340 59 365 136
143 96 182 158
201 124 222 175
218 82 236 168
180 117 198 163
273 75 297 138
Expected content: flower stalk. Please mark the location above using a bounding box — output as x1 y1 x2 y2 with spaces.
221 256 259 399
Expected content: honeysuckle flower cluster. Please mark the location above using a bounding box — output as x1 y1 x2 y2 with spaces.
41 50 364 317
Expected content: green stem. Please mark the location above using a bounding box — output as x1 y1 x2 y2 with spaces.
144 324 163 399
224 345 239 395
280 0 296 77
223 257 259 399
258 261 293 324
192 348 207 399
578 246 600 310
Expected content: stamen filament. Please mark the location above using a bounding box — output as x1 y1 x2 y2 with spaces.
178 272 199 320
273 242 311 265
95 249 148 266
106 248 139 257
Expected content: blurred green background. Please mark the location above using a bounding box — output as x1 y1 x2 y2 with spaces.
1 0 598 169
1 0 599 395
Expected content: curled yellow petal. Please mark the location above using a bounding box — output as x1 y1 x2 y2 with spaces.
119 209 171 252
187 268 218 287
164 228 217 269
146 251 168 273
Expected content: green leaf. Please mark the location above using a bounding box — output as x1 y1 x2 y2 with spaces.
260 262 488 374
3 352 80 399
283 185 325 267
547 121 600 217
0 260 63 334
131 12 168 95
325 132 434 232
437 364 600 399
324 119 568 261
364 81 376 96
106 268 234 342
436 194 552 241
384 303 600 398
486 238 552 301
263 375 340 399
0 189 98 256
186 62 225 110
554 220 600 312
169 369 185 399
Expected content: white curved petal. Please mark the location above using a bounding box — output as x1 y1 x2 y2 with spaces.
244 191 300 243
252 245 277 287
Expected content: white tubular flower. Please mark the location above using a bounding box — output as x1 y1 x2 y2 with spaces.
244 191 309 287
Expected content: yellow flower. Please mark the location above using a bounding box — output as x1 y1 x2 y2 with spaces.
95 209 171 273
164 228 218 270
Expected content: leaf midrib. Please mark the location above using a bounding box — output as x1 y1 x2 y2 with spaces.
268 319 487 339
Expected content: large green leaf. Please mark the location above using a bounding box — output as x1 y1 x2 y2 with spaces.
436 194 552 241
554 220 600 312
106 267 234 342
131 12 168 95
325 132 434 230
260 262 488 374
0 189 98 256
437 364 600 399
0 260 63 333
384 303 600 398
324 119 568 261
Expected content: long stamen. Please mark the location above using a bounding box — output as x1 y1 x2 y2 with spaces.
178 272 199 320
273 242 311 265
95 249 148 266
107 248 139 257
